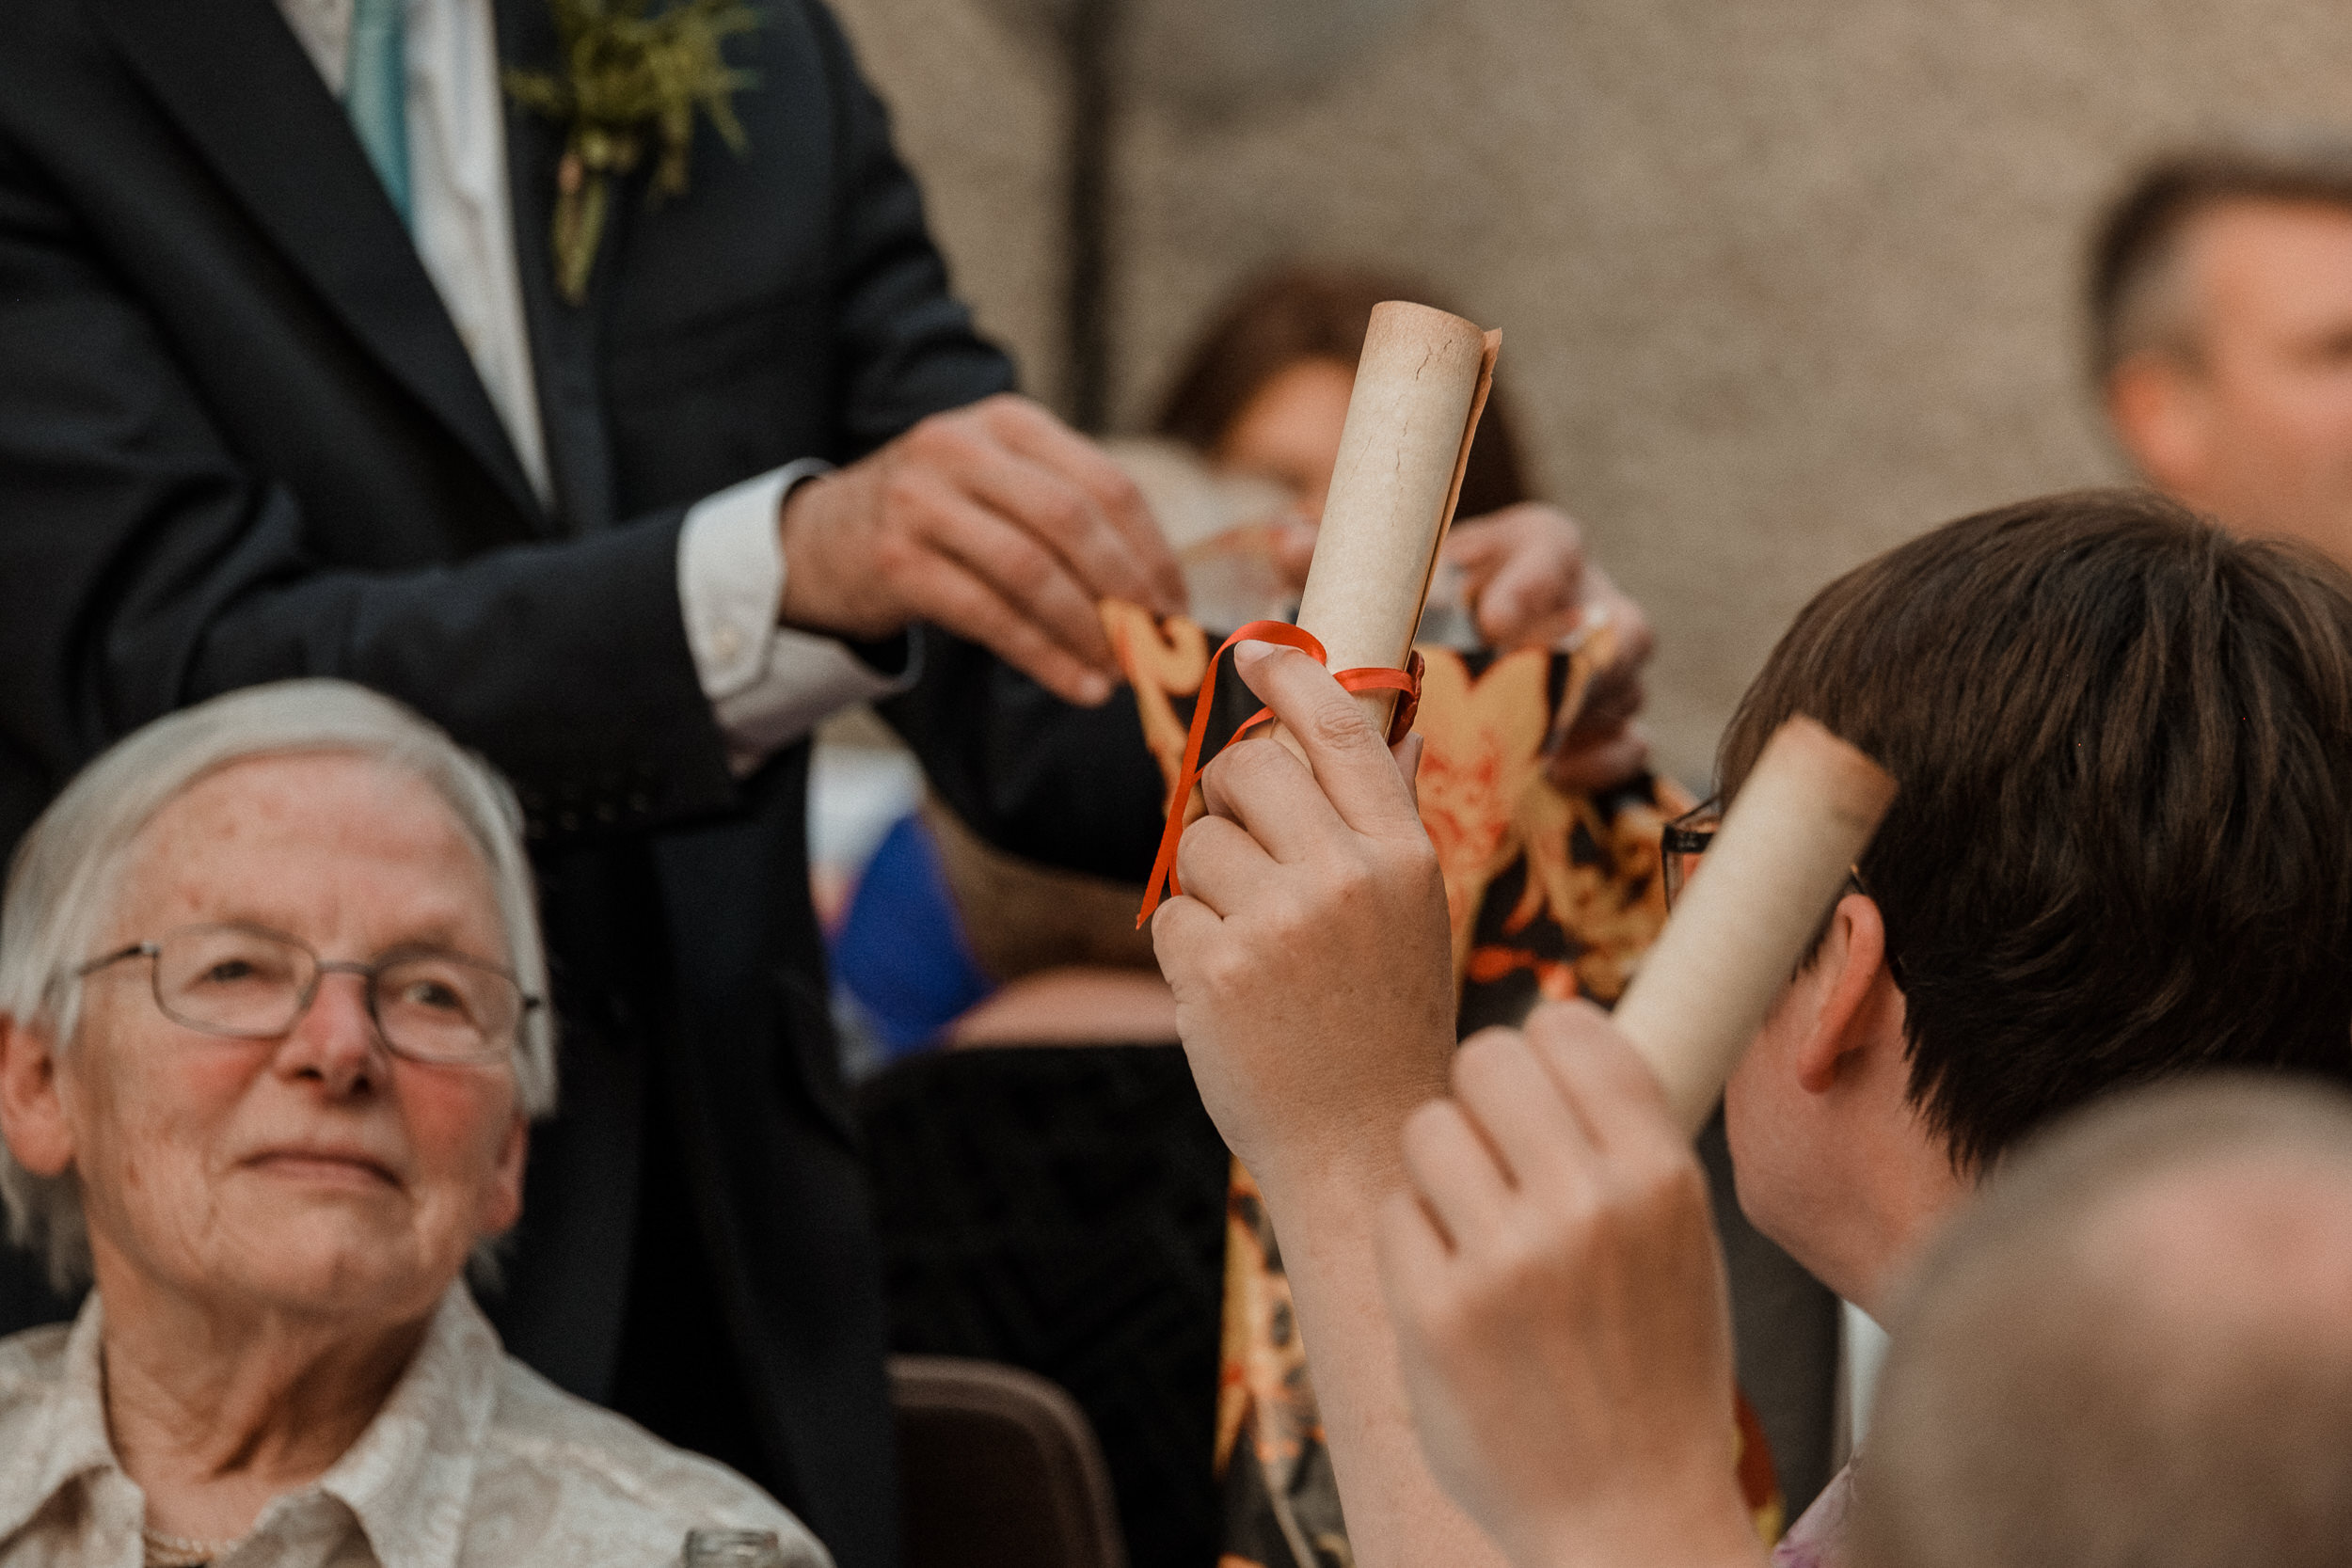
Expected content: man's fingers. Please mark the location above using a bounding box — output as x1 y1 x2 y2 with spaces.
980 395 1188 614
1199 735 1349 865
915 483 1125 673
1477 554 1581 648
908 549 1116 705
1584 563 1656 671
1545 725 1651 796
1149 892 1222 966
1170 810 1277 918
1522 999 1676 1156
1231 642 1425 839
917 483 1120 667
1449 1029 1597 1196
1444 505 1588 650
955 438 1175 621
1400 1097 1513 1250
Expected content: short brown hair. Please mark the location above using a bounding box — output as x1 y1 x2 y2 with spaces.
1718 488 2352 1170
2090 133 2352 381
1855 1077 2352 1568
1152 264 1530 521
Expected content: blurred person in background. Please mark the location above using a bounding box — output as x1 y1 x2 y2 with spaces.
1151 488 2352 1568
834 263 1660 1055
0 682 825 1568
2095 135 2352 565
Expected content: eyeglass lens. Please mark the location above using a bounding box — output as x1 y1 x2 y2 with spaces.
1661 806 1720 910
151 925 518 1063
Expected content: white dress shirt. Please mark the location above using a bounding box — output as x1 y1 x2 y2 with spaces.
0 1285 832 1568
274 0 905 774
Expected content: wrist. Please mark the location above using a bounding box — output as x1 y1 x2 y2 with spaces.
1515 1475 1764 1568
1248 1062 1448 1223
776 468 892 640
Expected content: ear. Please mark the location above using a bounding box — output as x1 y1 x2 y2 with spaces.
479 1112 529 1238
2106 353 2214 499
1788 893 1895 1097
0 1014 75 1180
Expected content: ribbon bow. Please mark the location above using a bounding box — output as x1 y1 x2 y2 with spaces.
1136 620 1424 927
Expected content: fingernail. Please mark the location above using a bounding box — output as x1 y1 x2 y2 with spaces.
1078 672 1114 705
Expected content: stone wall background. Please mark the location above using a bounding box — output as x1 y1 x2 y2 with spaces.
830 0 2352 785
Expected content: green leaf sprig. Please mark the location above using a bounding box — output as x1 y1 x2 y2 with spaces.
504 0 760 304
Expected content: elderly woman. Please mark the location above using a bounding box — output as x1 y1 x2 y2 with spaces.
0 682 825 1568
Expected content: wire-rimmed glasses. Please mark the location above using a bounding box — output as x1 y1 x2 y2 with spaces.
76 922 538 1067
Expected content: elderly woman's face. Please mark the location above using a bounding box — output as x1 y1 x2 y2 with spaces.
40 753 525 1322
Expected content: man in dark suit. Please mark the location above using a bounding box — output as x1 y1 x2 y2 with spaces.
0 3 1185 1565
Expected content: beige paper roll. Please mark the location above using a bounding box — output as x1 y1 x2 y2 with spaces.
1612 716 1899 1137
1292 302 1499 733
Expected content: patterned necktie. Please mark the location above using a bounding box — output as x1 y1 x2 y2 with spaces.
344 0 413 227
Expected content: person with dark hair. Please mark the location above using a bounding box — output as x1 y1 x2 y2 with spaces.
1149 486 2352 1568
2093 134 2352 563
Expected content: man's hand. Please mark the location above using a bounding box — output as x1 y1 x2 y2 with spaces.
1150 640 1457 1193
1442 504 1656 793
1273 502 1656 790
777 394 1186 705
1378 1002 1762 1568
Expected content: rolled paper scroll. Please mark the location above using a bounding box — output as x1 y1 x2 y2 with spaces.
1611 716 1899 1137
1288 302 1501 737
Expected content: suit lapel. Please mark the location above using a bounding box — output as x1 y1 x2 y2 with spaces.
87 0 548 534
500 0 619 535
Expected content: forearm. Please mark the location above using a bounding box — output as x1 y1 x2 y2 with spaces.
1250 1084 1510 1568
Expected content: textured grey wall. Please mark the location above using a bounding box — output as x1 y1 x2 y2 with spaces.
833 0 2352 785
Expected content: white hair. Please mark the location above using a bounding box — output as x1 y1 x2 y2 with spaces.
0 681 557 1291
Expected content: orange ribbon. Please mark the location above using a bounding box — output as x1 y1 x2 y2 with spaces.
1136 620 1424 927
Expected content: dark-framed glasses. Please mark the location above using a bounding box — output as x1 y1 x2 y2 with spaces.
76 922 539 1067
1661 798 1721 909
1660 796 1875 919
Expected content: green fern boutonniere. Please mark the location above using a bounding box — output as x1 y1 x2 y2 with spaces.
504 0 761 304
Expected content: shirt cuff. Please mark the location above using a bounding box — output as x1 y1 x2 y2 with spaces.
678 461 918 776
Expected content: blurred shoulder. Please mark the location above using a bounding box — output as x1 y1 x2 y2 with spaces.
0 1323 71 1406
0 1322 73 1486
460 1352 832 1568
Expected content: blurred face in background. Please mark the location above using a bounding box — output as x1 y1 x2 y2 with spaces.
2107 198 2352 567
1213 354 1358 533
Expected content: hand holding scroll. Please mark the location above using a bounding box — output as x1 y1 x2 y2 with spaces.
1152 639 1506 1568
1152 640 1456 1189
1379 1004 1763 1568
